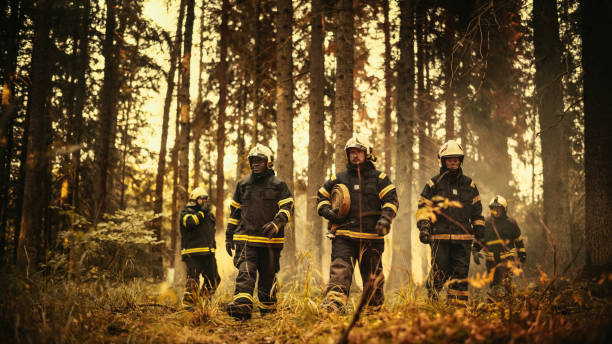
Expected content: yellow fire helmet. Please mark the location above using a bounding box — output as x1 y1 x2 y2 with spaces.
189 187 208 201
344 133 376 162
248 144 274 168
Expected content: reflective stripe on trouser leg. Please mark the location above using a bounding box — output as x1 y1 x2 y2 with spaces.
229 245 256 316
447 241 471 305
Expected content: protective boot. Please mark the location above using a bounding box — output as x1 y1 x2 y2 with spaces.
227 296 253 320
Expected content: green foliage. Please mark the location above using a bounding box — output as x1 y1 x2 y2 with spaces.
58 208 163 280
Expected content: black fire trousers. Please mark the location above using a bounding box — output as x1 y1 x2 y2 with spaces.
427 240 471 303
232 244 281 312
183 254 220 301
325 236 385 308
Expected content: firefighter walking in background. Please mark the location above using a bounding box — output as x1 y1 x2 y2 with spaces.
416 140 485 305
180 187 220 309
472 195 526 287
317 134 399 312
225 144 294 320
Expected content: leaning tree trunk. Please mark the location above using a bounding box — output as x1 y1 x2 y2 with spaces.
17 0 52 270
154 0 186 278
215 0 229 232
333 0 354 168
306 0 325 272
581 0 612 275
533 0 571 275
276 0 296 265
391 0 415 289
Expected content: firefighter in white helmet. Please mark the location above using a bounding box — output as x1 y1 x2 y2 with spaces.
473 195 526 287
316 133 399 312
225 144 294 320
180 186 220 309
416 140 485 306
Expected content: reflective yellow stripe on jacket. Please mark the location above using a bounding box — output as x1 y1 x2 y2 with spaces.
335 230 384 240
181 247 216 255
233 234 284 244
431 234 473 241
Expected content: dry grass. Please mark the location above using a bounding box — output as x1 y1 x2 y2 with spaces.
1 266 610 344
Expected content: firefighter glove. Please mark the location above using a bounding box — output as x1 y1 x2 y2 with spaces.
225 240 234 257
375 216 391 236
472 249 482 265
262 221 279 238
322 207 346 224
419 229 431 244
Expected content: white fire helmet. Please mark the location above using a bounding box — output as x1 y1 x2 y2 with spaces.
438 140 464 165
189 187 208 201
344 134 376 162
248 144 274 168
489 195 508 211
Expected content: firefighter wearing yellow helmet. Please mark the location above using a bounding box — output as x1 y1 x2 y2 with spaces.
416 140 485 305
180 186 220 309
225 144 294 320
316 133 399 313
473 195 526 287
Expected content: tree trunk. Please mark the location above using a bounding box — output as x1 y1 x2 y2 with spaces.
334 0 354 168
154 0 186 279
533 0 571 275
95 0 120 220
250 0 262 145
216 0 229 232
177 0 195 212
70 0 90 211
17 0 52 270
383 0 392 175
276 0 295 264
193 0 206 188
306 0 325 272
475 1 517 199
581 0 612 274
444 11 455 141
0 0 21 266
415 2 427 185
391 0 415 288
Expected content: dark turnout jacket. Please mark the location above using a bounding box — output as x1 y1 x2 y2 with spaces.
316 162 399 241
180 203 216 256
226 169 294 248
483 214 526 263
417 167 485 240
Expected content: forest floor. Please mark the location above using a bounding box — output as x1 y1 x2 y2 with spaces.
1 268 611 343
